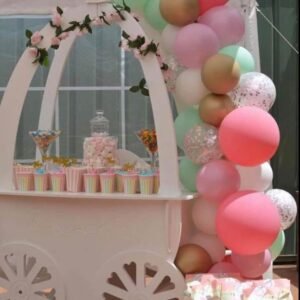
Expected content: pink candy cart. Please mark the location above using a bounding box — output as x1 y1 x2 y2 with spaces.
0 1 195 299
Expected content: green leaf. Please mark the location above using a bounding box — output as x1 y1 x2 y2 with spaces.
122 31 130 39
43 56 49 66
55 27 63 36
86 25 93 34
139 78 146 88
25 29 33 39
57 6 64 15
141 88 149 96
84 14 92 24
129 86 140 93
49 20 56 28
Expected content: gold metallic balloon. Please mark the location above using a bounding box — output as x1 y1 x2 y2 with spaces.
202 54 241 94
199 93 236 127
160 0 200 26
175 244 213 275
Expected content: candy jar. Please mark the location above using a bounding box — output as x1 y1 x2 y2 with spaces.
90 110 109 137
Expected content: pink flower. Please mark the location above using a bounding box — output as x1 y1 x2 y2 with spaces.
133 49 141 59
52 12 63 27
29 47 39 58
59 32 69 40
107 13 121 23
92 17 104 27
51 37 61 47
30 31 43 46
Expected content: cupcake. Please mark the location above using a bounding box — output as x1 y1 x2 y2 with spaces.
122 171 138 194
13 164 34 189
115 170 125 193
16 171 34 191
34 169 49 192
100 171 116 193
84 173 100 193
65 166 87 192
154 170 160 194
139 170 154 195
50 170 66 192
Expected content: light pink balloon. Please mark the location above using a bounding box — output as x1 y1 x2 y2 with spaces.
198 6 245 47
196 160 240 203
191 232 226 263
231 250 272 279
209 262 240 274
216 191 281 255
174 23 220 68
192 199 218 235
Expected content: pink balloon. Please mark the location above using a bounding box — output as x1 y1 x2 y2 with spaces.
198 0 229 15
219 107 280 166
196 160 240 203
209 262 240 274
174 23 220 68
190 232 226 263
216 191 281 255
198 6 245 47
231 250 272 279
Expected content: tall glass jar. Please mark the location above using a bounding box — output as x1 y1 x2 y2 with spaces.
90 110 109 136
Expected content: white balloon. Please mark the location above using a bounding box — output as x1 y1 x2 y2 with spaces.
229 72 276 111
192 199 218 235
175 69 209 106
266 189 298 230
236 162 273 192
161 25 180 54
190 232 225 263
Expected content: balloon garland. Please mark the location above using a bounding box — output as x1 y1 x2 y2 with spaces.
122 0 298 277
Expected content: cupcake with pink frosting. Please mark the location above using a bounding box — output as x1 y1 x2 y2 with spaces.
50 169 66 192
99 169 116 193
34 168 49 192
84 169 100 193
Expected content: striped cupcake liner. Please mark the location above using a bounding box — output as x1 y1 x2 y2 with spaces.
34 174 49 192
16 173 34 191
116 174 124 193
51 174 66 192
66 167 87 192
139 176 154 195
100 175 115 193
123 176 138 194
154 174 160 194
84 175 100 193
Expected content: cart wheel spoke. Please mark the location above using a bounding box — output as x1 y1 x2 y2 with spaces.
25 261 42 284
31 279 55 292
0 256 16 281
145 269 165 293
103 283 129 299
15 252 25 280
117 266 136 291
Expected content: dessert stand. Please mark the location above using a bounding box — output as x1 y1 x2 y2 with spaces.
0 1 195 299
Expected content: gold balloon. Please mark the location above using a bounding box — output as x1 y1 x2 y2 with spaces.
175 244 213 275
160 0 200 27
202 54 240 95
199 94 236 127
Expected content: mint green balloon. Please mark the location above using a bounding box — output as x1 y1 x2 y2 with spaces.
113 0 148 12
144 0 167 31
269 230 285 260
219 45 255 74
175 107 202 150
179 157 201 192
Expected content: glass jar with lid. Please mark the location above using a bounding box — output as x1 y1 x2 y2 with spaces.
90 110 109 137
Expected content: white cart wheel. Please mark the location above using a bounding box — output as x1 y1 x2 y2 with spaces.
0 243 65 300
94 251 186 300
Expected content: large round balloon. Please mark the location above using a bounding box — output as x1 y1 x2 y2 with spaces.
192 198 218 235
174 107 202 150
231 250 272 279
219 107 280 166
266 189 298 230
191 232 226 263
229 72 276 111
269 230 285 260
113 0 148 12
216 191 281 255
236 162 273 192
160 0 200 26
198 6 245 47
174 23 220 68
144 0 167 31
184 124 223 165
209 262 240 274
198 0 229 15
179 157 201 192
199 93 235 127
161 25 180 54
176 69 209 106
219 45 255 74
175 244 213 274
196 160 240 203
201 54 240 94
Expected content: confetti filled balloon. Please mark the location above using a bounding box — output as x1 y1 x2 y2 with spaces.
175 244 213 274
160 0 200 26
199 93 235 127
266 189 298 230
184 124 223 165
202 54 241 94
229 72 276 111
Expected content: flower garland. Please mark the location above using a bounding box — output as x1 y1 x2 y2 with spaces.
24 1 173 94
